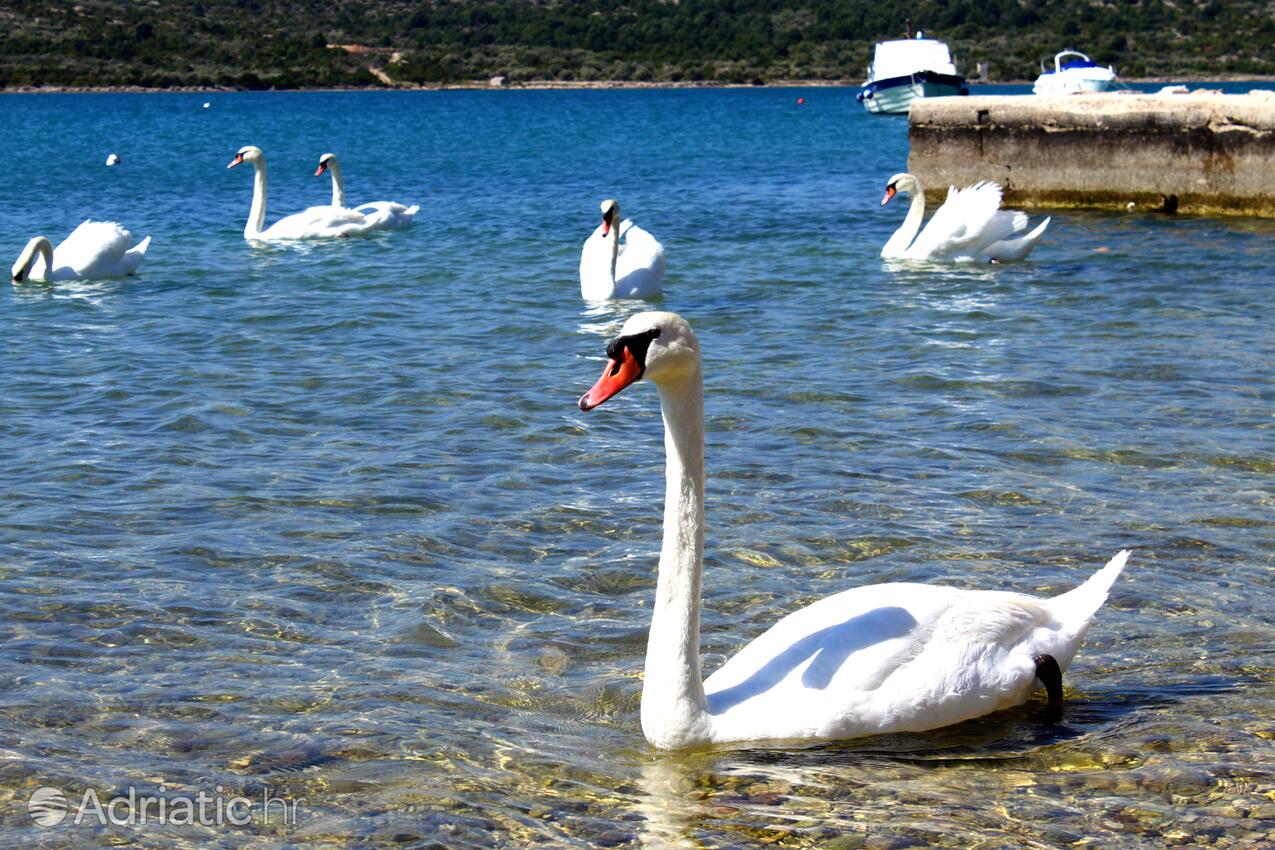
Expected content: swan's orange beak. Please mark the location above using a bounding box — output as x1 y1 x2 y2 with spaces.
227 154 244 169
601 218 611 237
880 185 897 206
315 162 328 176
579 346 642 411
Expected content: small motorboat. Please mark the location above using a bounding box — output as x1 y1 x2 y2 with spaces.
857 33 968 115
1033 50 1117 96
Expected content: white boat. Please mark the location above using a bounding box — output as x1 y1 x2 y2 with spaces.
1033 50 1117 95
857 34 968 115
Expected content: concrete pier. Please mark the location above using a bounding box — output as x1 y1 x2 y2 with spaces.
908 92 1275 216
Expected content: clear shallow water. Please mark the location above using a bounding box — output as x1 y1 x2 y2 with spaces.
1 88 1272 848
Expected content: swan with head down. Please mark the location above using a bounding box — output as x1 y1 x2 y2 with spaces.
881 172 1051 262
579 199 666 300
228 146 376 241
315 153 419 231
579 311 1129 749
12 220 150 283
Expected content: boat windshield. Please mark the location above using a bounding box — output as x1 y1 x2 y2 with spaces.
871 38 958 78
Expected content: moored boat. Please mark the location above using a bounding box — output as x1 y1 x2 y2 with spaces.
857 33 968 115
1033 50 1118 95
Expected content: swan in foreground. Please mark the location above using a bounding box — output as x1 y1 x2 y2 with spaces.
315 154 419 231
227 146 374 241
579 199 665 300
12 221 150 282
579 311 1129 749
881 173 1051 262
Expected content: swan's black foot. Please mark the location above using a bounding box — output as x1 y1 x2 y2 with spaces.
1034 653 1064 722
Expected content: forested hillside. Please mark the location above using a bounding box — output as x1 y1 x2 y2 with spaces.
3 0 1272 89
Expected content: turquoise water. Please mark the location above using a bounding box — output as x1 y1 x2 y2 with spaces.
1 88 1272 848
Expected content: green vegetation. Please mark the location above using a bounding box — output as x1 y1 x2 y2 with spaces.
3 1 1273 89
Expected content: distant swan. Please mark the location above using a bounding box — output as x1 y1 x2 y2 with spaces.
579 310 1129 749
315 153 419 231
228 146 375 241
11 220 150 282
881 173 1050 262
579 199 665 300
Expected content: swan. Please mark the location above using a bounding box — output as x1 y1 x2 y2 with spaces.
11 220 150 282
579 199 666 300
579 311 1130 749
227 146 375 241
315 154 419 231
881 173 1051 262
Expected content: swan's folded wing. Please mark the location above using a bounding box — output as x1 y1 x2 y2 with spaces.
56 220 135 275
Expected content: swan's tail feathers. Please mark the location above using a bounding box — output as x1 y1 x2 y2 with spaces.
404 205 421 216
1049 549 1131 625
123 235 151 274
984 216 1051 262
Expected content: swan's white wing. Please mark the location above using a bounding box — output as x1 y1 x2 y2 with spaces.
612 221 665 299
908 183 1021 260
259 205 371 240
53 220 135 277
580 223 616 299
703 581 1065 742
354 201 419 231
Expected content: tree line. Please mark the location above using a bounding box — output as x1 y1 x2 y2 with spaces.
3 0 1272 89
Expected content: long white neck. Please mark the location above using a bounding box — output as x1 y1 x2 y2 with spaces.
327 162 345 208
609 223 621 283
641 365 712 748
881 183 927 258
245 159 268 238
14 237 54 282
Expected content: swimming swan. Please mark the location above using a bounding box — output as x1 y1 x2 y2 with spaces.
579 311 1129 749
579 199 665 300
227 146 374 241
11 220 150 282
315 153 419 231
881 173 1050 262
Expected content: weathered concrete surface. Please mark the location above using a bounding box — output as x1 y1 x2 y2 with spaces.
908 92 1275 216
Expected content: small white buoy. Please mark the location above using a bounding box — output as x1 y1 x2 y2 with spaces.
203 102 211 109
106 153 120 166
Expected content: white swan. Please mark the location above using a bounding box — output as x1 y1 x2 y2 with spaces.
579 311 1129 749
227 146 375 241
11 220 150 282
881 173 1050 262
315 153 419 231
579 199 666 300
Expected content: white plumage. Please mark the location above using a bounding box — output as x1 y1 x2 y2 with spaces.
11 220 150 282
881 172 1050 262
579 199 665 300
580 311 1129 749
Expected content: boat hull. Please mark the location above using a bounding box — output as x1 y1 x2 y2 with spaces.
1033 75 1116 96
858 72 967 115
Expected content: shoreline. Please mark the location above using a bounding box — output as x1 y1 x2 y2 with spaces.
6 75 1275 95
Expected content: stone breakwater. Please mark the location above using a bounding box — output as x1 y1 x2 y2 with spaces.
908 92 1275 217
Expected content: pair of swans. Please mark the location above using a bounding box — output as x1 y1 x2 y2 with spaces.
228 146 418 241
579 199 666 300
580 311 1129 749
11 220 150 283
881 173 1051 262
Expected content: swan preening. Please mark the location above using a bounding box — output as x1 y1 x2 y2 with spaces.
580 311 1129 749
11 221 150 283
881 173 1051 262
579 199 666 300
316 153 419 231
